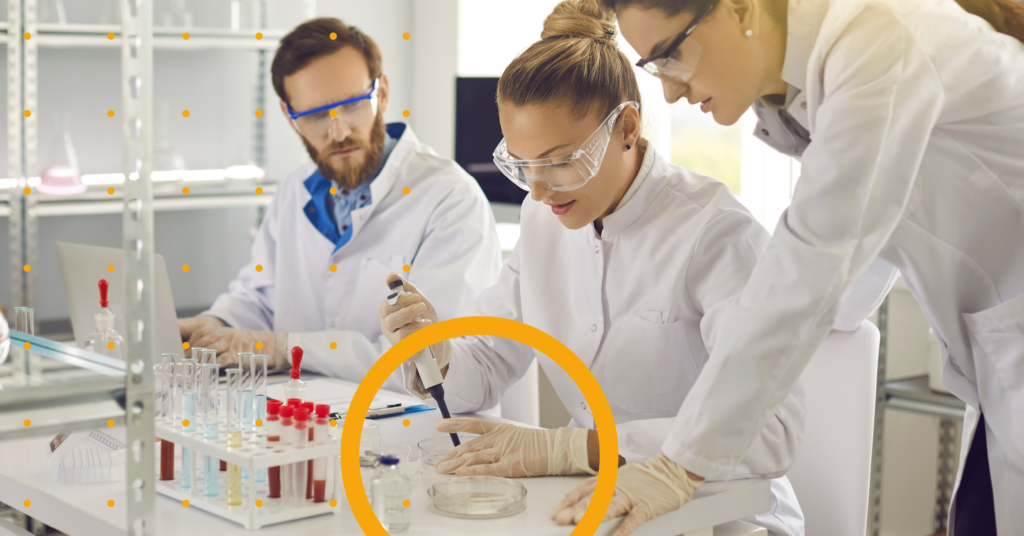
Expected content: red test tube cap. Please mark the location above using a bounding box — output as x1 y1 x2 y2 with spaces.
267 400 282 415
301 402 315 413
280 405 294 418
295 408 311 422
287 398 301 407
315 405 330 417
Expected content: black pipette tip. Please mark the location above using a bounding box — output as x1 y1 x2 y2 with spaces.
428 384 461 447
389 279 405 290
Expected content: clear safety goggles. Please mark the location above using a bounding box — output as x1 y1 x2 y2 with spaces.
634 0 715 83
286 78 379 140
492 101 639 193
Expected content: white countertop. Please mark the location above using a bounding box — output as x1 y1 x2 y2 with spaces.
0 388 769 536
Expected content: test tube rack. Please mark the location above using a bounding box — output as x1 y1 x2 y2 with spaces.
154 418 340 531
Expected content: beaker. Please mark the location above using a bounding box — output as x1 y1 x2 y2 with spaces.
39 115 86 196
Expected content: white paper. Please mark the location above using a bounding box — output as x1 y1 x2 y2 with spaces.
266 377 426 416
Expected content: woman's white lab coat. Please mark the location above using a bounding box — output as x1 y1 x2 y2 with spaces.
438 146 806 535
663 0 1024 532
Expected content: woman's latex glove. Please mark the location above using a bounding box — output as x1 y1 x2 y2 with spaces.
189 324 288 370
433 418 597 478
551 453 704 536
378 273 452 400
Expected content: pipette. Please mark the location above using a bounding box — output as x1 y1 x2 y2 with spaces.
283 347 307 402
386 279 460 447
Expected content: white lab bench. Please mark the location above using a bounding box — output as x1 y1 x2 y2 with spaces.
0 392 768 536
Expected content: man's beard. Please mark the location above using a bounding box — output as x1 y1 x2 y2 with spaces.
304 113 387 190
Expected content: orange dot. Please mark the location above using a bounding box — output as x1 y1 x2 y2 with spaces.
330 500 338 507
255 32 263 40
182 187 190 195
23 342 30 349
403 264 410 272
23 419 30 427
183 342 190 350
107 110 115 117
255 342 264 350
330 187 338 195
182 264 190 272
182 419 190 427
255 187 263 195
403 500 410 507
403 110 411 118
23 500 30 507
107 264 115 272
23 32 31 40
23 187 31 195
255 500 263 507
182 500 189 507
182 32 190 40
107 342 115 350
23 110 31 118
329 32 337 40
255 110 263 117
330 342 337 349
182 110 190 118
402 187 411 195
107 187 115 194
107 33 115 40
255 264 263 272
107 500 114 507
330 419 337 427
23 264 31 272
329 109 337 118
256 419 263 427
329 264 337 272
107 419 115 427
403 33 411 40
402 419 410 427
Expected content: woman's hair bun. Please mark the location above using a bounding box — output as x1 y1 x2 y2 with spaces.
541 0 618 41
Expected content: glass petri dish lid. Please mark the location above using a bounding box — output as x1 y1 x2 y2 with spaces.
418 433 478 465
428 476 527 519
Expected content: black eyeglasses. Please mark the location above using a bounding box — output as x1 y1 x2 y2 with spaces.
635 0 718 76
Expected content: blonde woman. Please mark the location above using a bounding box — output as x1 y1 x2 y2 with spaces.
378 1 816 534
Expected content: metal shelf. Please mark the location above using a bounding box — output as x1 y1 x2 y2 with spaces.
885 375 966 421
27 182 277 217
34 23 283 50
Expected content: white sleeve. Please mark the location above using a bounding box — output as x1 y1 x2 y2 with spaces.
833 257 899 332
689 209 805 479
440 240 538 414
664 6 945 480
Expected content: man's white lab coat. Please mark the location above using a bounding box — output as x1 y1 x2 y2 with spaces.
664 0 1024 532
205 124 502 392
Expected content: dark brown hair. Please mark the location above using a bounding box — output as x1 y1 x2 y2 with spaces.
271 18 382 106
599 0 1024 43
498 0 643 122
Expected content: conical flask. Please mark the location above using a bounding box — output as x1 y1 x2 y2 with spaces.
39 115 86 195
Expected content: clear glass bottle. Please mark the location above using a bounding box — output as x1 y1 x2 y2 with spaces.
84 280 125 360
372 456 410 533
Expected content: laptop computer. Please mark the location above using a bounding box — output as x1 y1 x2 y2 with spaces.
55 242 185 361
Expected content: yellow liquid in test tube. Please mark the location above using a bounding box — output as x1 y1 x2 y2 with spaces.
227 430 242 505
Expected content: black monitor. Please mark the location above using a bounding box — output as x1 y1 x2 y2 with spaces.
455 77 528 205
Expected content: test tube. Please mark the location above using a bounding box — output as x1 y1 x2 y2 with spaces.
266 400 283 498
253 354 268 483
302 401 315 499
238 354 254 481
181 360 197 490
206 350 228 473
279 405 295 501
159 354 176 481
226 368 242 506
293 408 311 505
312 405 330 503
202 363 220 498
16 307 35 335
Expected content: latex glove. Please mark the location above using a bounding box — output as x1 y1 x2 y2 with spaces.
433 418 597 477
190 326 288 370
378 273 452 400
178 316 224 343
551 453 704 536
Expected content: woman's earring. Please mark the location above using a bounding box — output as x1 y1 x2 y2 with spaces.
745 29 753 37
626 144 632 150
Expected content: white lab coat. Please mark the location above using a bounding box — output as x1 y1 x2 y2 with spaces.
664 0 1024 533
439 146 805 536
204 124 503 392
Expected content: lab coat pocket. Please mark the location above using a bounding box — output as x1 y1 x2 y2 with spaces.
962 291 1024 461
604 314 697 413
346 257 397 336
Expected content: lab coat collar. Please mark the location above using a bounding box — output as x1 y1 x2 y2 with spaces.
781 0 831 92
598 141 659 239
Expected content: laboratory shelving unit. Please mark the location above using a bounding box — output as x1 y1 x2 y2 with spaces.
867 296 967 536
5 0 319 329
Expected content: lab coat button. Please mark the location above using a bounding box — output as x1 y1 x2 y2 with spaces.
581 402 587 410
594 245 600 253
761 128 769 136
800 101 807 109
591 324 597 332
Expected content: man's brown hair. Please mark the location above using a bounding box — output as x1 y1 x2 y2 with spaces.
271 17 382 107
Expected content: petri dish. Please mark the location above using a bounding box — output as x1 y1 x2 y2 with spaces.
417 433 478 465
428 476 527 519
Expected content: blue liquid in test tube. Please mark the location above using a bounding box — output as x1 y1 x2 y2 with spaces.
253 354 269 483
201 363 220 498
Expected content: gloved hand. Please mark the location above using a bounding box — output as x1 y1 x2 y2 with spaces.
378 273 452 400
433 418 596 478
551 453 704 536
179 316 225 343
189 325 288 370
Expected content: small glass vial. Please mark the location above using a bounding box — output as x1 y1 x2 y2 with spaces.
83 280 125 360
372 455 410 533
359 451 380 505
